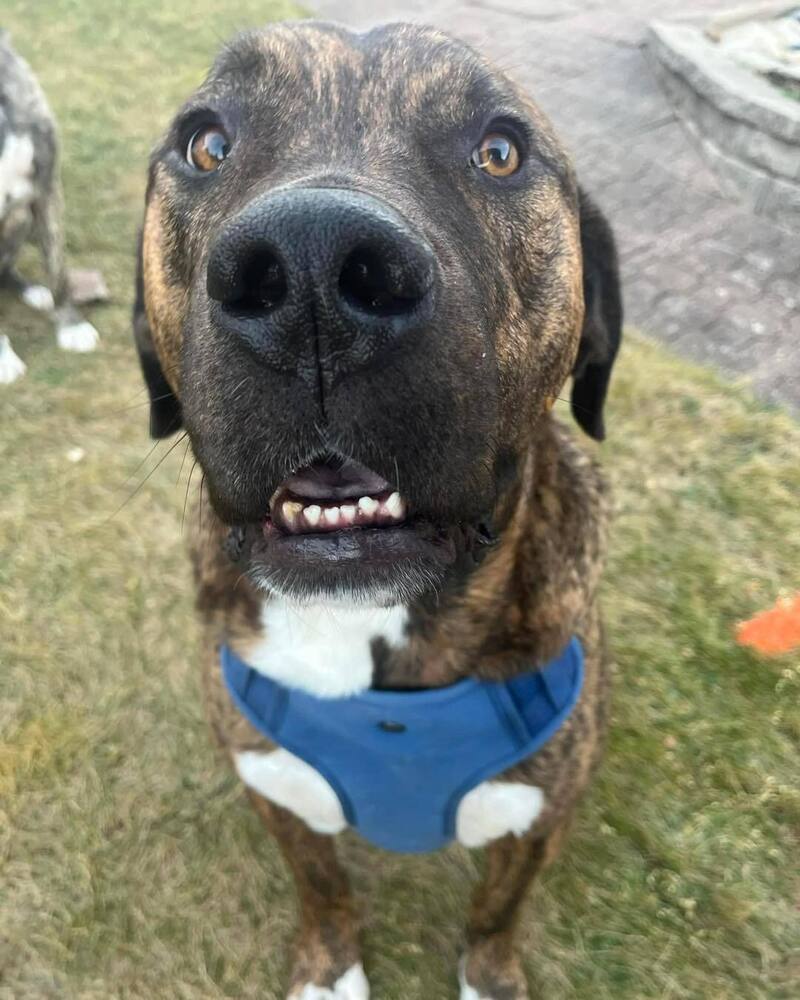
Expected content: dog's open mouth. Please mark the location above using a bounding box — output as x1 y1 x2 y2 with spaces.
243 455 457 598
266 457 407 537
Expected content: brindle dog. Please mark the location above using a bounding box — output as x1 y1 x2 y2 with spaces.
134 21 621 1000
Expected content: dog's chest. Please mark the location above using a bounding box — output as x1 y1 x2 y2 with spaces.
243 598 409 697
233 598 548 849
0 131 35 213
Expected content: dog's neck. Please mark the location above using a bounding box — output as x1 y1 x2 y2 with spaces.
369 420 609 688
193 419 609 692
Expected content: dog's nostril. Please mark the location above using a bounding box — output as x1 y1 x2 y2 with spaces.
338 247 423 317
230 249 288 313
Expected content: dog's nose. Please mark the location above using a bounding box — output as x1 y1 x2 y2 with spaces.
206 188 436 388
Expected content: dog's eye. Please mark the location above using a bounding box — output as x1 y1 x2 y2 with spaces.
471 132 520 178
186 126 231 172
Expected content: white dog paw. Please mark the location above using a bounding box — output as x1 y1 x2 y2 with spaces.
288 963 370 1000
57 321 100 352
0 335 27 384
456 781 545 849
458 957 484 1000
458 957 493 1000
22 284 55 312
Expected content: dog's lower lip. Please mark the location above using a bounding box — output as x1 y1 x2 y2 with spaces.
252 520 457 570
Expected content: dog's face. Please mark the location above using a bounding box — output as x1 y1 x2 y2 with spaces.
136 21 620 603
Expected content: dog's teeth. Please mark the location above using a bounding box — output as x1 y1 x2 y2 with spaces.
282 500 303 526
384 492 405 519
304 504 321 528
280 494 406 533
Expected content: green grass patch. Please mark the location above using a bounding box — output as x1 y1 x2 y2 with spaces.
1 2 798 998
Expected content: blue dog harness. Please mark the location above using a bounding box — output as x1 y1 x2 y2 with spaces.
221 638 583 853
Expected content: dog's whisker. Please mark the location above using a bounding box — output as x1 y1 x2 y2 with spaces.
124 436 167 486
198 471 206 535
108 382 153 408
182 458 198 535
109 390 177 417
116 360 180 405
176 436 193 486
106 431 189 523
122 410 183 486
557 395 603 419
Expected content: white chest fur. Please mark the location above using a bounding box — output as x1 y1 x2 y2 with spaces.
244 598 409 697
0 132 35 210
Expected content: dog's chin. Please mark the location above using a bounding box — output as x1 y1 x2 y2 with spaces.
246 526 456 606
228 455 459 606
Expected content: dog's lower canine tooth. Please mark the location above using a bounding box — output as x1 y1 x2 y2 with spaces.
358 496 379 515
304 504 321 527
385 492 405 518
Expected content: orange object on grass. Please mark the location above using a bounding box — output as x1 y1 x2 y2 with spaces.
736 593 800 656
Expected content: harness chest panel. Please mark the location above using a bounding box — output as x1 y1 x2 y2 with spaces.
222 638 583 853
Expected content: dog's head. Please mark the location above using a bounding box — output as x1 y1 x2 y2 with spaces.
135 21 621 603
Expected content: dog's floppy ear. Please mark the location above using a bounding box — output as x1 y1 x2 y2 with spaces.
133 231 183 438
570 188 623 441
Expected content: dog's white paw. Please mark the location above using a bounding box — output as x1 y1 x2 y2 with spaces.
57 321 100 352
288 963 369 1000
456 781 545 849
458 957 486 1000
22 283 55 312
458 957 493 1000
0 335 27 384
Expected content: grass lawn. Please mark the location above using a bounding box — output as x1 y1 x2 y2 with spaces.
1 2 799 998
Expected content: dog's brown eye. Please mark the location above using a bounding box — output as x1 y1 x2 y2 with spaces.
471 132 520 178
186 126 231 172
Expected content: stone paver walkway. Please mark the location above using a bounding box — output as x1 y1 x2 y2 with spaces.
313 0 800 411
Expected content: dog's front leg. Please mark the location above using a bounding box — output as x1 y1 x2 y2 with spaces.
460 821 569 1000
246 790 368 1000
31 186 99 353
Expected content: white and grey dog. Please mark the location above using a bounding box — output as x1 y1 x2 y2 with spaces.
0 29 99 384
